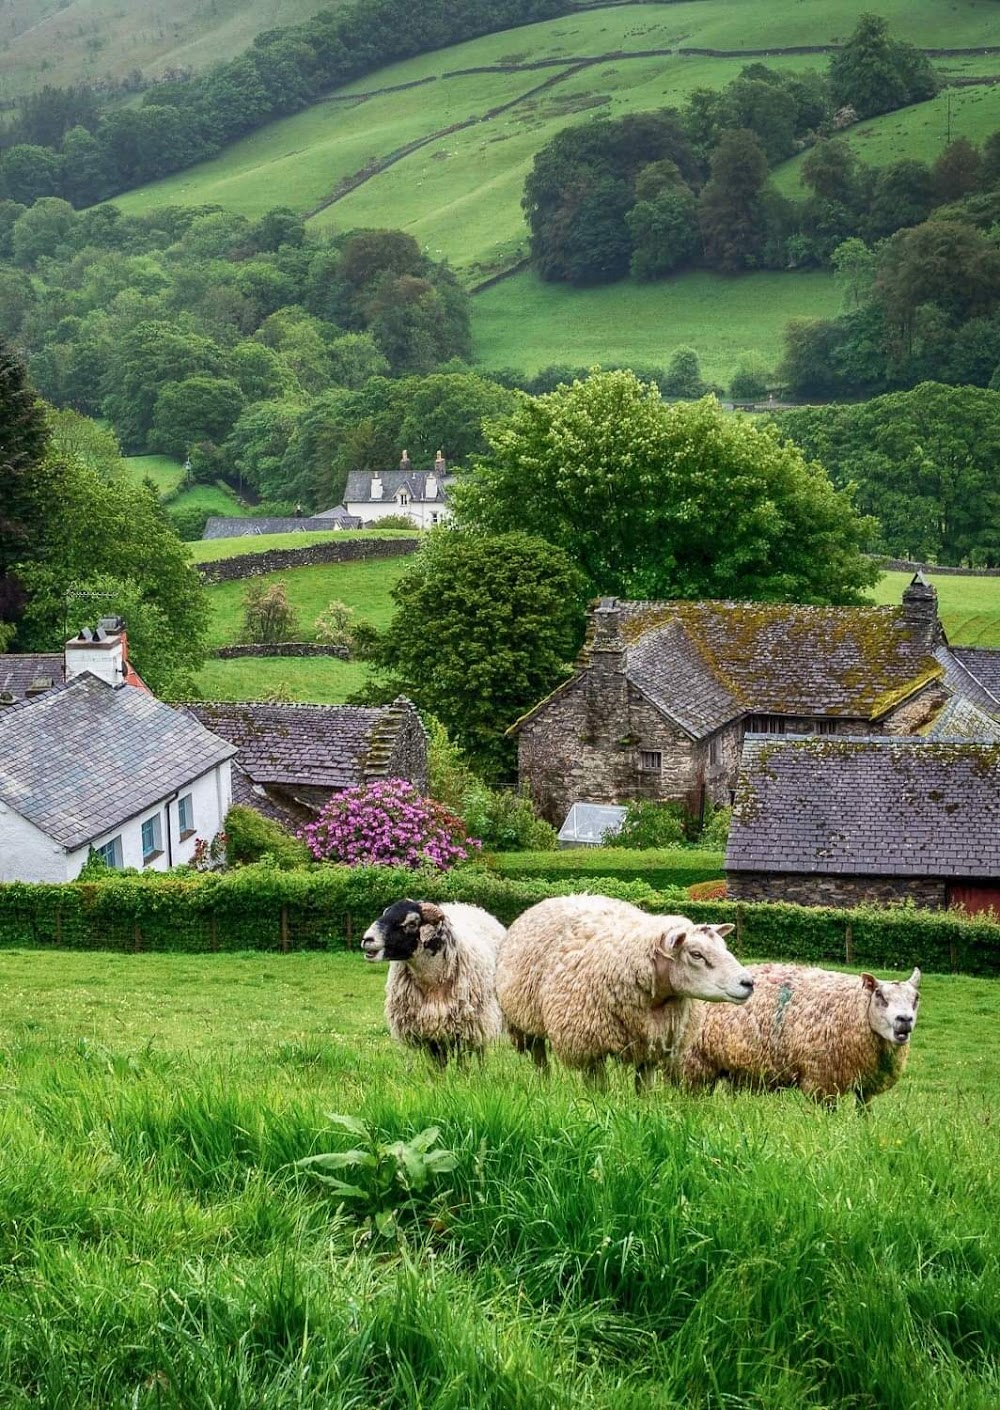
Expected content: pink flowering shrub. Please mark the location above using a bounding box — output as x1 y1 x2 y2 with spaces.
299 778 480 869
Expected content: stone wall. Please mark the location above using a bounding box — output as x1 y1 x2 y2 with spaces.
197 536 418 584
212 643 349 659
727 870 948 909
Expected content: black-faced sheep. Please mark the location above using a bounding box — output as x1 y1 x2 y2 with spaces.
681 963 922 1107
361 898 506 1066
495 894 754 1089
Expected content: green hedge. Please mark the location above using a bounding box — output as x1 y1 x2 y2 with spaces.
485 848 725 892
0 866 996 975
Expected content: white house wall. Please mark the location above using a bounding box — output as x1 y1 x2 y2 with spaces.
345 500 452 529
0 761 232 883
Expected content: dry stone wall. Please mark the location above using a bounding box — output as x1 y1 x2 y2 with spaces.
197 536 418 583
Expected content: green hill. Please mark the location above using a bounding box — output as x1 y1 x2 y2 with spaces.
0 0 346 101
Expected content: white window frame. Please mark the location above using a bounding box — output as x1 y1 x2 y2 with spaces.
177 792 195 838
141 812 163 864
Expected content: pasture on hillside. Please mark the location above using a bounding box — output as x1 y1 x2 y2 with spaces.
0 948 996 1408
872 571 1000 649
111 0 1000 285
0 0 343 98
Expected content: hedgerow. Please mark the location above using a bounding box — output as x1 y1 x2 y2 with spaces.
0 865 997 974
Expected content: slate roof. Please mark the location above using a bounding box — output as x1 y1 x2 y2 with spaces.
202 512 361 539
0 673 237 850
344 470 452 504
186 701 397 790
727 735 1000 878
947 647 1000 711
0 653 64 702
925 694 1000 743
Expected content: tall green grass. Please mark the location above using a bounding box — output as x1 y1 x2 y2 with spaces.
871 571 1000 648
0 951 996 1408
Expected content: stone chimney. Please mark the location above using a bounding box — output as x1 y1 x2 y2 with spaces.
399 449 412 472
434 450 446 473
586 597 630 740
370 474 383 501
64 621 127 688
901 571 941 643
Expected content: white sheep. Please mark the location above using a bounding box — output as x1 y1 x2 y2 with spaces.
495 894 754 1088
681 963 922 1107
361 898 506 1066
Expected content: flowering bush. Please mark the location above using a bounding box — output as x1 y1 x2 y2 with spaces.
299 778 480 869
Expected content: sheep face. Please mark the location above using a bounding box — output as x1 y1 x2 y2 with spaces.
862 968 921 1045
652 923 754 1005
361 899 446 963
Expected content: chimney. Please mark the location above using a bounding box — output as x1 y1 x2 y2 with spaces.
901 571 941 643
586 597 630 739
64 623 127 688
370 474 383 501
434 449 446 473
399 449 411 472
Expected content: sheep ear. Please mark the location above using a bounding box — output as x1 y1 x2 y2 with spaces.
655 925 687 957
713 923 735 938
419 902 444 924
861 972 878 992
909 968 921 989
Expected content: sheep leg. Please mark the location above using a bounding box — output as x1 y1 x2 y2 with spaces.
634 1062 656 1094
512 1028 550 1073
582 1060 608 1092
426 1040 450 1070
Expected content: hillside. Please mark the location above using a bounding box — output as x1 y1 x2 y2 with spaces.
0 0 343 101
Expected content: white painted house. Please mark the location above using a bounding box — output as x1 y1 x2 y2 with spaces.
344 450 454 528
0 630 236 882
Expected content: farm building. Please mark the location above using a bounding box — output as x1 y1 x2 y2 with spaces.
344 451 454 528
202 506 362 538
725 735 1000 912
0 671 235 883
186 697 427 823
511 576 961 823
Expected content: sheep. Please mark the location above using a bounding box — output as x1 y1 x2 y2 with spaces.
361 898 506 1067
680 963 922 1107
495 894 754 1089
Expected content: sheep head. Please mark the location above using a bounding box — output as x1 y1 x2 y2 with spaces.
650 920 754 1005
861 968 921 1045
361 898 448 962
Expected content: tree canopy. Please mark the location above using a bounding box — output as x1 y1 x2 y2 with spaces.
455 370 878 604
363 530 586 778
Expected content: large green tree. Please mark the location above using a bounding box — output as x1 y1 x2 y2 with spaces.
778 383 1000 565
364 530 586 778
0 343 61 643
455 369 878 604
828 13 938 120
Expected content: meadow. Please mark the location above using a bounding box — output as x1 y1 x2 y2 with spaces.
0 947 996 1408
872 570 1000 649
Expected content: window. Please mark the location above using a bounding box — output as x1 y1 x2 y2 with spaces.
709 735 722 765
747 715 786 734
96 835 123 869
814 719 838 735
177 793 195 838
639 750 662 772
398 491 410 505
141 813 163 863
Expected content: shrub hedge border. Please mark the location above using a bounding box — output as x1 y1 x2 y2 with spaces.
0 865 997 976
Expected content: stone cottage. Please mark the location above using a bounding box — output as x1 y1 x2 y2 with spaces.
511 576 952 823
344 450 454 528
726 735 1000 912
187 696 427 824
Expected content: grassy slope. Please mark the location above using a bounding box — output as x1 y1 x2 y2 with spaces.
871 570 1000 648
122 452 186 496
188 528 420 564
0 949 995 1406
471 267 841 382
0 0 346 99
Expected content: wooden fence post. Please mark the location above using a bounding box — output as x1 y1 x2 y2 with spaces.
133 923 142 953
280 905 290 954
345 912 353 950
845 921 854 965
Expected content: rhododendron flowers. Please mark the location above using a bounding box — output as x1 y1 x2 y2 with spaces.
299 778 480 869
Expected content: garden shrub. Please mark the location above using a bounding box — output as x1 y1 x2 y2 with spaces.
224 805 309 870
299 778 479 869
699 804 732 849
604 800 686 849
426 717 556 852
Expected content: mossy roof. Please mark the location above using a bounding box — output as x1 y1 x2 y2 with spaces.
727 736 1000 878
614 600 942 737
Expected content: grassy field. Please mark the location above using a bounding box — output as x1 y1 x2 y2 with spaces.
189 529 420 565
0 947 995 1408
111 1 1000 283
774 80 1000 195
194 656 372 704
122 452 187 496
470 267 841 384
0 0 345 99
872 570 1000 648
